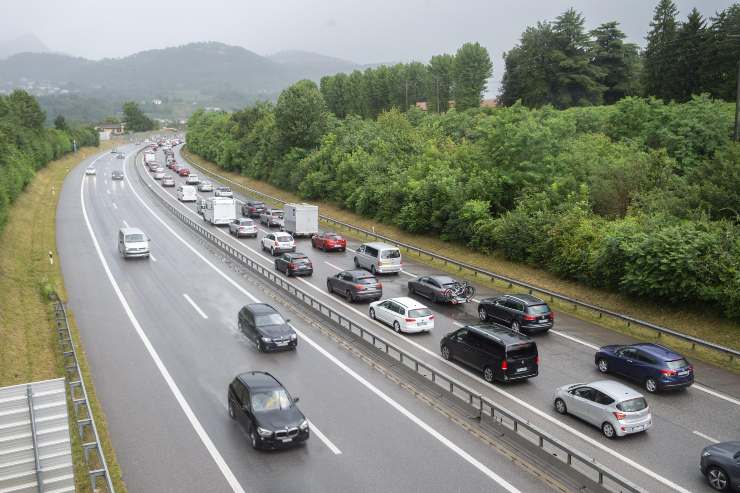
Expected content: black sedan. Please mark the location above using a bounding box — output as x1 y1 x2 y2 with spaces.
274 252 313 277
701 441 740 491
327 270 382 302
228 371 309 450
408 275 464 303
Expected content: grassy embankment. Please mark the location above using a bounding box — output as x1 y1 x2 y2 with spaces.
182 146 739 373
0 143 127 492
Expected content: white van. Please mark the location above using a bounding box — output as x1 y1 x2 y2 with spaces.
354 242 402 275
176 185 197 202
118 227 150 259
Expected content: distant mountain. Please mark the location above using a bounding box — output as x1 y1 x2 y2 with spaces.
0 33 48 59
0 42 365 121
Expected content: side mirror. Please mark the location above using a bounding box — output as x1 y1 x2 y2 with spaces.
293 396 300 403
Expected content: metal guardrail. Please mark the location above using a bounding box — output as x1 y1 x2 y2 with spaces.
179 147 739 363
144 150 644 492
53 295 115 493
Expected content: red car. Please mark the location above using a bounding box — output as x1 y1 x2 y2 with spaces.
178 167 190 177
167 162 176 170
311 232 347 252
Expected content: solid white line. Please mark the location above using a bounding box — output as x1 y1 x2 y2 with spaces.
150 254 158 262
122 220 130 228
550 329 599 350
81 160 245 493
324 261 344 271
112 202 118 210
693 430 719 443
126 158 521 488
183 293 208 319
307 420 342 455
400 270 417 277
693 384 740 406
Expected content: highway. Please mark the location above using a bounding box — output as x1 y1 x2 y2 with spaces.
57 145 556 492
158 143 740 493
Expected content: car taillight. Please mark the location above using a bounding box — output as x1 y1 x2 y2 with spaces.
523 314 537 321
688 365 693 372
501 360 508 370
288 263 296 269
536 355 540 364
354 284 365 290
405 318 415 323
274 241 279 246
428 315 434 320
660 369 677 376
548 312 555 320
377 282 382 288
613 411 626 421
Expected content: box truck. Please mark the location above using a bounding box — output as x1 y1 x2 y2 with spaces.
283 203 319 237
203 197 237 225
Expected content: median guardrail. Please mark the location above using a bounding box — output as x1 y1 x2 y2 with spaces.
53 294 115 493
141 149 644 492
179 147 739 364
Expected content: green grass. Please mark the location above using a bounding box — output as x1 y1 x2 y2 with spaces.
182 147 739 373
0 142 127 492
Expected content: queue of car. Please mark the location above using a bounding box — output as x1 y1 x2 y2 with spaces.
138 145 737 485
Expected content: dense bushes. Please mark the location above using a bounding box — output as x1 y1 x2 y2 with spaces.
0 90 98 232
187 91 740 319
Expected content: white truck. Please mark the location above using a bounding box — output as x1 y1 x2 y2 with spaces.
144 151 156 165
203 197 237 225
283 203 319 237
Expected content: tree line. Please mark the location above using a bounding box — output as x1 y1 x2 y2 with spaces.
0 90 98 233
187 80 740 319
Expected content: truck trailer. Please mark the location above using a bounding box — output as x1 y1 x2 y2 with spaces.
283 203 319 237
204 197 237 225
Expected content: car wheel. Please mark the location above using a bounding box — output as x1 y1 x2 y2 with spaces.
270 247 275 256
483 366 495 383
228 401 236 419
409 286 415 296
354 257 359 268
554 398 567 415
597 358 609 373
369 308 376 320
250 431 259 450
345 290 353 302
370 265 376 275
393 321 402 333
478 307 487 321
441 345 451 360
511 320 521 332
707 466 730 491
644 377 658 393
256 340 264 353
602 422 616 439
327 281 333 293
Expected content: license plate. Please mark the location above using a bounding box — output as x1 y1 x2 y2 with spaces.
280 437 292 443
632 425 643 432
678 370 689 376
276 341 288 346
516 367 527 373
540 317 548 322
417 321 426 326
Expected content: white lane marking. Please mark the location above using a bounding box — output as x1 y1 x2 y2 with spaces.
400 270 417 277
122 220 130 228
106 189 111 195
693 430 719 443
81 164 246 493
183 293 208 319
550 329 599 350
693 384 740 406
112 202 118 210
127 162 524 487
294 323 519 492
150 254 158 262
324 261 344 271
307 419 342 455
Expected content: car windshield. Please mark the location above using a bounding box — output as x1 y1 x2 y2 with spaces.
276 235 292 242
255 313 285 326
507 343 537 359
251 389 291 412
528 304 550 314
616 397 648 412
666 358 689 370
408 308 432 318
272 211 284 217
252 202 265 207
356 277 377 285
125 234 145 242
380 249 400 259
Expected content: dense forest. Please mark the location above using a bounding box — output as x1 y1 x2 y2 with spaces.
0 90 98 232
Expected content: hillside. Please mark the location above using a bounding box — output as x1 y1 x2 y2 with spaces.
0 33 48 59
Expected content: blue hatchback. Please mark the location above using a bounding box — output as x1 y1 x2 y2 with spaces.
594 343 694 393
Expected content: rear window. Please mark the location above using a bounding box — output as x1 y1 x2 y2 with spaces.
380 249 401 259
271 211 284 217
665 358 689 370
617 397 648 412
276 235 292 242
408 308 432 318
327 235 343 240
527 304 550 315
293 258 310 265
356 277 377 285
251 202 265 207
507 343 537 359
239 219 254 226
125 234 145 242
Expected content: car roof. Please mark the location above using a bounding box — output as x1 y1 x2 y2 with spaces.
237 218 253 223
248 200 265 204
630 343 684 361
388 297 426 309
427 275 456 284
244 303 278 315
504 294 546 305
119 227 144 235
237 371 281 391
588 380 644 401
363 242 399 250
285 252 307 258
463 323 534 345
343 269 374 278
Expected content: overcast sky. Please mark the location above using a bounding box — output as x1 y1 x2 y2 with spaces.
1 0 733 92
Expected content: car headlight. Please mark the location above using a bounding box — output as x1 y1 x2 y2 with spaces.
299 419 309 431
290 334 297 340
702 451 711 457
261 337 272 342
257 427 272 437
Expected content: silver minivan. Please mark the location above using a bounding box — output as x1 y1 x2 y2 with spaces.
353 242 402 275
118 227 150 259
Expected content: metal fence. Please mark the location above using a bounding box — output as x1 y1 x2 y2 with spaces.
53 295 115 492
144 150 644 492
179 149 739 363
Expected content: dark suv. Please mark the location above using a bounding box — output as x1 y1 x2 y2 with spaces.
595 343 694 393
242 200 266 218
238 304 297 352
440 324 539 383
477 294 554 334
326 270 382 302
228 371 309 450
701 441 740 492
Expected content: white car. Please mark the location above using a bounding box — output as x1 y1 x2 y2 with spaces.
185 174 200 185
369 297 434 334
214 186 233 198
85 166 96 176
553 380 652 439
154 171 165 180
261 232 295 256
198 181 213 192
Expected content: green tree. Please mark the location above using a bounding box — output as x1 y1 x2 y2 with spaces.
674 8 708 101
702 5 740 100
53 115 68 131
500 23 557 107
8 90 45 130
275 79 328 150
452 42 493 110
122 101 155 132
643 0 679 100
427 54 454 112
590 22 640 104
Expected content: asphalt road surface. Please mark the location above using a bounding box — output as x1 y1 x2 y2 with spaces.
57 145 559 492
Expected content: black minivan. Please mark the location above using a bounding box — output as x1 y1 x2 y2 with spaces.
238 303 297 352
440 324 539 383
